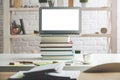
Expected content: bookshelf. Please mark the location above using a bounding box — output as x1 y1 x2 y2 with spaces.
81 7 112 11
9 35 39 38
3 0 117 53
10 8 39 11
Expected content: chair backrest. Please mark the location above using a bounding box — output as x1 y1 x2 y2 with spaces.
84 63 120 73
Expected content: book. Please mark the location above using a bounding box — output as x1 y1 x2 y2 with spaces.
41 36 71 42
41 46 72 48
20 19 25 34
40 43 72 47
42 55 74 60
41 47 73 51
40 42 72 44
41 51 73 56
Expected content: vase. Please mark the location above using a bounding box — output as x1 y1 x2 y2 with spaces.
48 0 54 7
40 3 48 7
81 3 86 7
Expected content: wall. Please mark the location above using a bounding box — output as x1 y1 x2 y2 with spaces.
117 0 120 53
0 0 3 53
10 0 110 53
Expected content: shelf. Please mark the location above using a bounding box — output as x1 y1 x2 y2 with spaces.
80 34 111 37
9 8 39 11
81 7 111 11
9 35 40 38
9 7 111 11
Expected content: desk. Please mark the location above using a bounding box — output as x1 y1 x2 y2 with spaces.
64 54 120 71
0 54 41 72
0 54 120 72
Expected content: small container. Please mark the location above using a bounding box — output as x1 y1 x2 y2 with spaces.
100 28 107 34
82 53 91 64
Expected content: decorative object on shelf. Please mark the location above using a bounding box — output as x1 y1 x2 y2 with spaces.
34 30 39 34
13 0 22 8
12 25 22 35
68 0 74 7
75 50 81 54
95 32 99 34
11 20 22 34
39 0 47 7
11 20 25 35
100 28 107 34
79 0 88 7
48 0 55 7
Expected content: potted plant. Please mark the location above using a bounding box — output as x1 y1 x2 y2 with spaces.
48 0 55 7
80 0 88 7
39 0 47 3
39 0 47 7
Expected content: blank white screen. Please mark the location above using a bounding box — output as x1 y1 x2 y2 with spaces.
42 9 79 31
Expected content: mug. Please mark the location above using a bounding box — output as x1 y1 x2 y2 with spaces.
82 53 91 64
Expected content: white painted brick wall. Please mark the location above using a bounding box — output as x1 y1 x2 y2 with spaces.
12 37 41 53
11 0 111 53
117 0 120 53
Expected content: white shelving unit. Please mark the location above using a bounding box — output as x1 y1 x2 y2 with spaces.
81 34 111 37
10 8 39 11
81 7 112 11
3 0 117 53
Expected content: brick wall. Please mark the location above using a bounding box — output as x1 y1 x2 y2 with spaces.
117 0 120 53
12 37 41 53
9 0 110 53
0 0 3 53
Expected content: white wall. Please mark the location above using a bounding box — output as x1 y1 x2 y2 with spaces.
6 0 112 53
117 0 120 53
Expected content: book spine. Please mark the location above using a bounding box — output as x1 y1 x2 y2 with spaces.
40 46 72 48
41 36 70 42
41 51 73 56
68 0 74 7
40 43 72 47
42 56 74 60
40 42 72 43
20 19 25 34
40 48 73 51
13 0 22 8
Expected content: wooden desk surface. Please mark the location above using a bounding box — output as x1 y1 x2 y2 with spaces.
78 72 120 80
0 72 16 80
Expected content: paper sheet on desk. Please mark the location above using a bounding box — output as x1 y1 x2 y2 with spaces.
48 71 80 79
24 62 64 74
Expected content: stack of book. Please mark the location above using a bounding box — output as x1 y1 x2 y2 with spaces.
40 36 74 60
